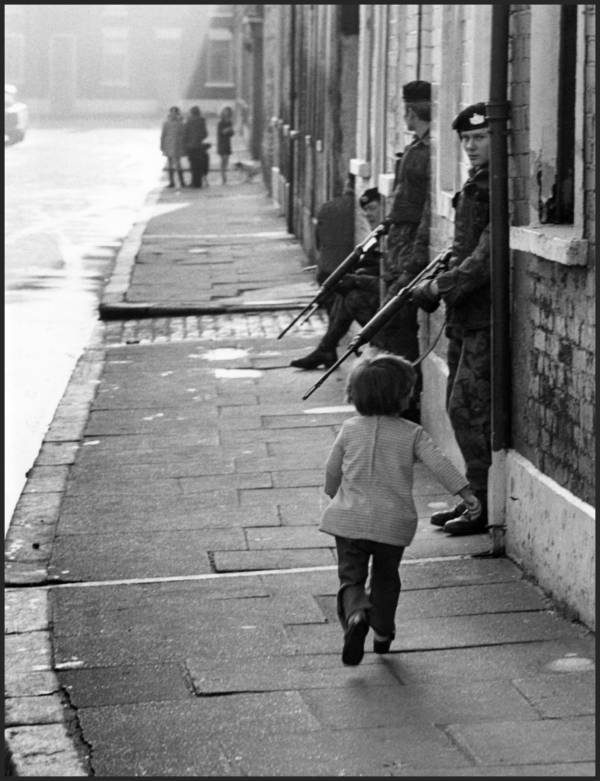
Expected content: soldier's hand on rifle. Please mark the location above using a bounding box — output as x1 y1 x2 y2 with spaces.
411 278 441 313
336 275 358 293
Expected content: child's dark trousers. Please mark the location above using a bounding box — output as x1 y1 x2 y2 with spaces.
335 536 405 639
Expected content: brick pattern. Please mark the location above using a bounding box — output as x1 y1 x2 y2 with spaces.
508 5 595 505
512 257 595 504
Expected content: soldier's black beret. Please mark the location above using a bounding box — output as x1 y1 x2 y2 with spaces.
452 102 488 133
402 80 431 102
359 188 381 208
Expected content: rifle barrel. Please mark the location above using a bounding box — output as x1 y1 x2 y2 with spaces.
302 345 357 400
277 301 317 339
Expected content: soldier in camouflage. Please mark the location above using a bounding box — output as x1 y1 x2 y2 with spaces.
411 102 492 536
290 188 382 371
369 80 432 423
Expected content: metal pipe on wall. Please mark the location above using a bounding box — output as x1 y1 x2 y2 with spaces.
487 4 511 451
487 3 511 555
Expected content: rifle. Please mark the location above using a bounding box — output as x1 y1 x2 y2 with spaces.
302 248 453 400
277 221 389 339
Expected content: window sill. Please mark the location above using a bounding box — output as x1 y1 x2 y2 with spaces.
437 190 456 222
377 173 395 198
349 158 371 178
510 225 589 266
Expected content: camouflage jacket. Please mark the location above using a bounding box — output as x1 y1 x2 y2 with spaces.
386 129 430 225
435 165 491 330
384 129 431 294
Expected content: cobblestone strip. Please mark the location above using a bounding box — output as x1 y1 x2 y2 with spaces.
103 310 328 346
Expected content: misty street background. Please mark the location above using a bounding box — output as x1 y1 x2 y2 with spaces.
5 118 163 530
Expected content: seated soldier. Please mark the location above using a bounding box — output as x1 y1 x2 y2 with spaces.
290 188 383 370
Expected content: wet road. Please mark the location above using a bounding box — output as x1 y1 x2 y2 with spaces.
5 117 163 531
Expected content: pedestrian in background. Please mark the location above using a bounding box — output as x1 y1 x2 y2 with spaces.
160 106 186 189
320 354 481 665
216 105 235 184
411 102 491 537
370 80 432 423
290 187 382 370
183 106 208 188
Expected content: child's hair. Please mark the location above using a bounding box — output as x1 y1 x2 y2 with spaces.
346 354 417 416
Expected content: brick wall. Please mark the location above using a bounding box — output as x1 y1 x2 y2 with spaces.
511 256 595 505
509 6 595 506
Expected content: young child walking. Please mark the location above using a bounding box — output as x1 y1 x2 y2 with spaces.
319 354 481 666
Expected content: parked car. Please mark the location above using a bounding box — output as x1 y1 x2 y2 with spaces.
5 84 28 145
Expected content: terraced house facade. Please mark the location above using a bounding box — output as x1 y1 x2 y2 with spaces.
260 3 595 629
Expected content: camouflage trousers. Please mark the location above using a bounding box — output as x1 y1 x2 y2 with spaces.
446 326 491 494
318 288 379 352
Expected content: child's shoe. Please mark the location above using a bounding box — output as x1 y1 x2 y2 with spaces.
342 610 369 666
373 633 392 654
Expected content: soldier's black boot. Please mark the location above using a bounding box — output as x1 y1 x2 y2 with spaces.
444 493 488 535
430 502 466 527
290 347 337 370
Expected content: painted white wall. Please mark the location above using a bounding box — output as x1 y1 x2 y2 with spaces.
504 451 595 631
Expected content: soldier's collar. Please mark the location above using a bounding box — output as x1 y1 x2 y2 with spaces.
412 127 430 145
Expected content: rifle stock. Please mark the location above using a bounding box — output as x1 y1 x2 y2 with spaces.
301 248 452 399
277 222 388 339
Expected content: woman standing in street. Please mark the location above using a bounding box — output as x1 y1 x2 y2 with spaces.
183 106 209 188
160 106 186 189
216 105 235 184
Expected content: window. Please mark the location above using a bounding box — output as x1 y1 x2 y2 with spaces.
549 5 576 224
101 29 129 86
207 28 233 85
531 5 576 226
5 33 25 84
510 4 588 265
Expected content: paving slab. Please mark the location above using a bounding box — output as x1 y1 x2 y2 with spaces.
4 724 88 776
214 548 336 572
216 725 474 776
57 663 191 708
284 610 588 655
315 580 548 624
55 497 280 533
187 652 400 695
299 678 539 728
245 525 328 549
382 638 596 684
53 621 297 667
511 672 596 717
446 715 595 765
48 528 249 581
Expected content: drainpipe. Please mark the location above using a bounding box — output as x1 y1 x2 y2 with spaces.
287 6 297 235
416 6 422 79
486 4 511 556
